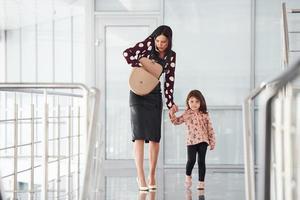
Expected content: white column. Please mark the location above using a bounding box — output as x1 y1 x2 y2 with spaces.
85 0 95 87
0 31 6 82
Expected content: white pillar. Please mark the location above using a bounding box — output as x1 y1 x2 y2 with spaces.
85 0 95 87
0 31 6 82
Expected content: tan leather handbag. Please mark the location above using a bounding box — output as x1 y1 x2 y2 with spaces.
129 57 163 96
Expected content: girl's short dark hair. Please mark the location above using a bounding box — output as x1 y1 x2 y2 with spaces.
186 90 207 113
150 25 173 54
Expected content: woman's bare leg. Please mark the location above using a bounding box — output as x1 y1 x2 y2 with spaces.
134 140 147 187
149 141 159 185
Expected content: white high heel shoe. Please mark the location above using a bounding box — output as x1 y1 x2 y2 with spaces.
136 177 149 191
148 177 157 190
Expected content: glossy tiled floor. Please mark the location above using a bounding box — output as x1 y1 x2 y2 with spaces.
101 168 245 200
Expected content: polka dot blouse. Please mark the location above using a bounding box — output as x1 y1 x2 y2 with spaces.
123 36 176 109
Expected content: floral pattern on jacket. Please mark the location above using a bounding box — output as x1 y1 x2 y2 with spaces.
171 109 216 147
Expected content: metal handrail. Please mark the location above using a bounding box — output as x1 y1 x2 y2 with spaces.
0 82 89 90
243 84 266 200
0 88 84 97
243 59 300 200
282 3 289 65
290 9 300 13
0 83 100 200
80 87 101 200
0 170 3 200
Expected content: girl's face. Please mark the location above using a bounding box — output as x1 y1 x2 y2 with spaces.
188 96 201 111
155 34 169 53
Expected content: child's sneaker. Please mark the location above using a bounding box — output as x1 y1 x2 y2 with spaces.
185 175 192 189
197 181 205 190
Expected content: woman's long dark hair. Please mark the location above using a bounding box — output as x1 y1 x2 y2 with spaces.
186 90 208 113
149 25 173 60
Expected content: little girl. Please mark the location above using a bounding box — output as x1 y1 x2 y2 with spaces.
169 90 216 190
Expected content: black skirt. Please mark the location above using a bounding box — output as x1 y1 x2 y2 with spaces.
129 83 163 143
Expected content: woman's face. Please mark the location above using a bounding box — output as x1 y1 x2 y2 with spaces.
155 34 169 53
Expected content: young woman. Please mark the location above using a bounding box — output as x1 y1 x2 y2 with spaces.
123 25 178 191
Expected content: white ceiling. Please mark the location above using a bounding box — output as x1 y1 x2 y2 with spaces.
0 0 85 30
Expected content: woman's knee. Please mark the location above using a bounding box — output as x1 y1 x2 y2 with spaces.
149 141 160 149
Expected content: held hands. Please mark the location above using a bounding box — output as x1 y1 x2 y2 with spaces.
169 104 178 123
169 114 177 123
170 104 178 113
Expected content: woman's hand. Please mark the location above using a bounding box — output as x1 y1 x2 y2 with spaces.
168 104 177 118
168 104 178 123
168 110 174 119
138 57 147 63
170 104 178 113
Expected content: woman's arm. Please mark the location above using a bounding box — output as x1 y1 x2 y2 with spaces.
164 52 176 109
123 37 153 67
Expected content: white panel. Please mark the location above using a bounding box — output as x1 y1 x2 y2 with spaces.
255 0 282 85
73 16 85 83
285 0 300 8
0 0 83 30
285 1 300 68
296 92 300 200
21 25 36 82
95 0 160 12
37 22 53 82
54 18 72 82
165 0 251 106
6 29 20 81
0 31 5 81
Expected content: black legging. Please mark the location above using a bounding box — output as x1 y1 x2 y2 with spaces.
186 142 208 181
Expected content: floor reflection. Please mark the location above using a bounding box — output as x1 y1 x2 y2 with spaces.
104 168 244 200
136 189 206 200
185 189 205 200
138 191 157 200
197 190 205 200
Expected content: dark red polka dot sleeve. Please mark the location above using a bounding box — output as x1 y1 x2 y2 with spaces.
163 52 176 109
123 36 176 109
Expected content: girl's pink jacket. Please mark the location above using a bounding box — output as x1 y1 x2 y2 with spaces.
172 109 216 148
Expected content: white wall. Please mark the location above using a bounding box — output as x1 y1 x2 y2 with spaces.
96 0 300 166
0 31 6 82
3 16 85 83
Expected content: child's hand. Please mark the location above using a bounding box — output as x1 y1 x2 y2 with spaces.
170 115 177 123
209 145 215 150
169 105 179 124
168 108 175 118
168 112 176 120
168 110 177 124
